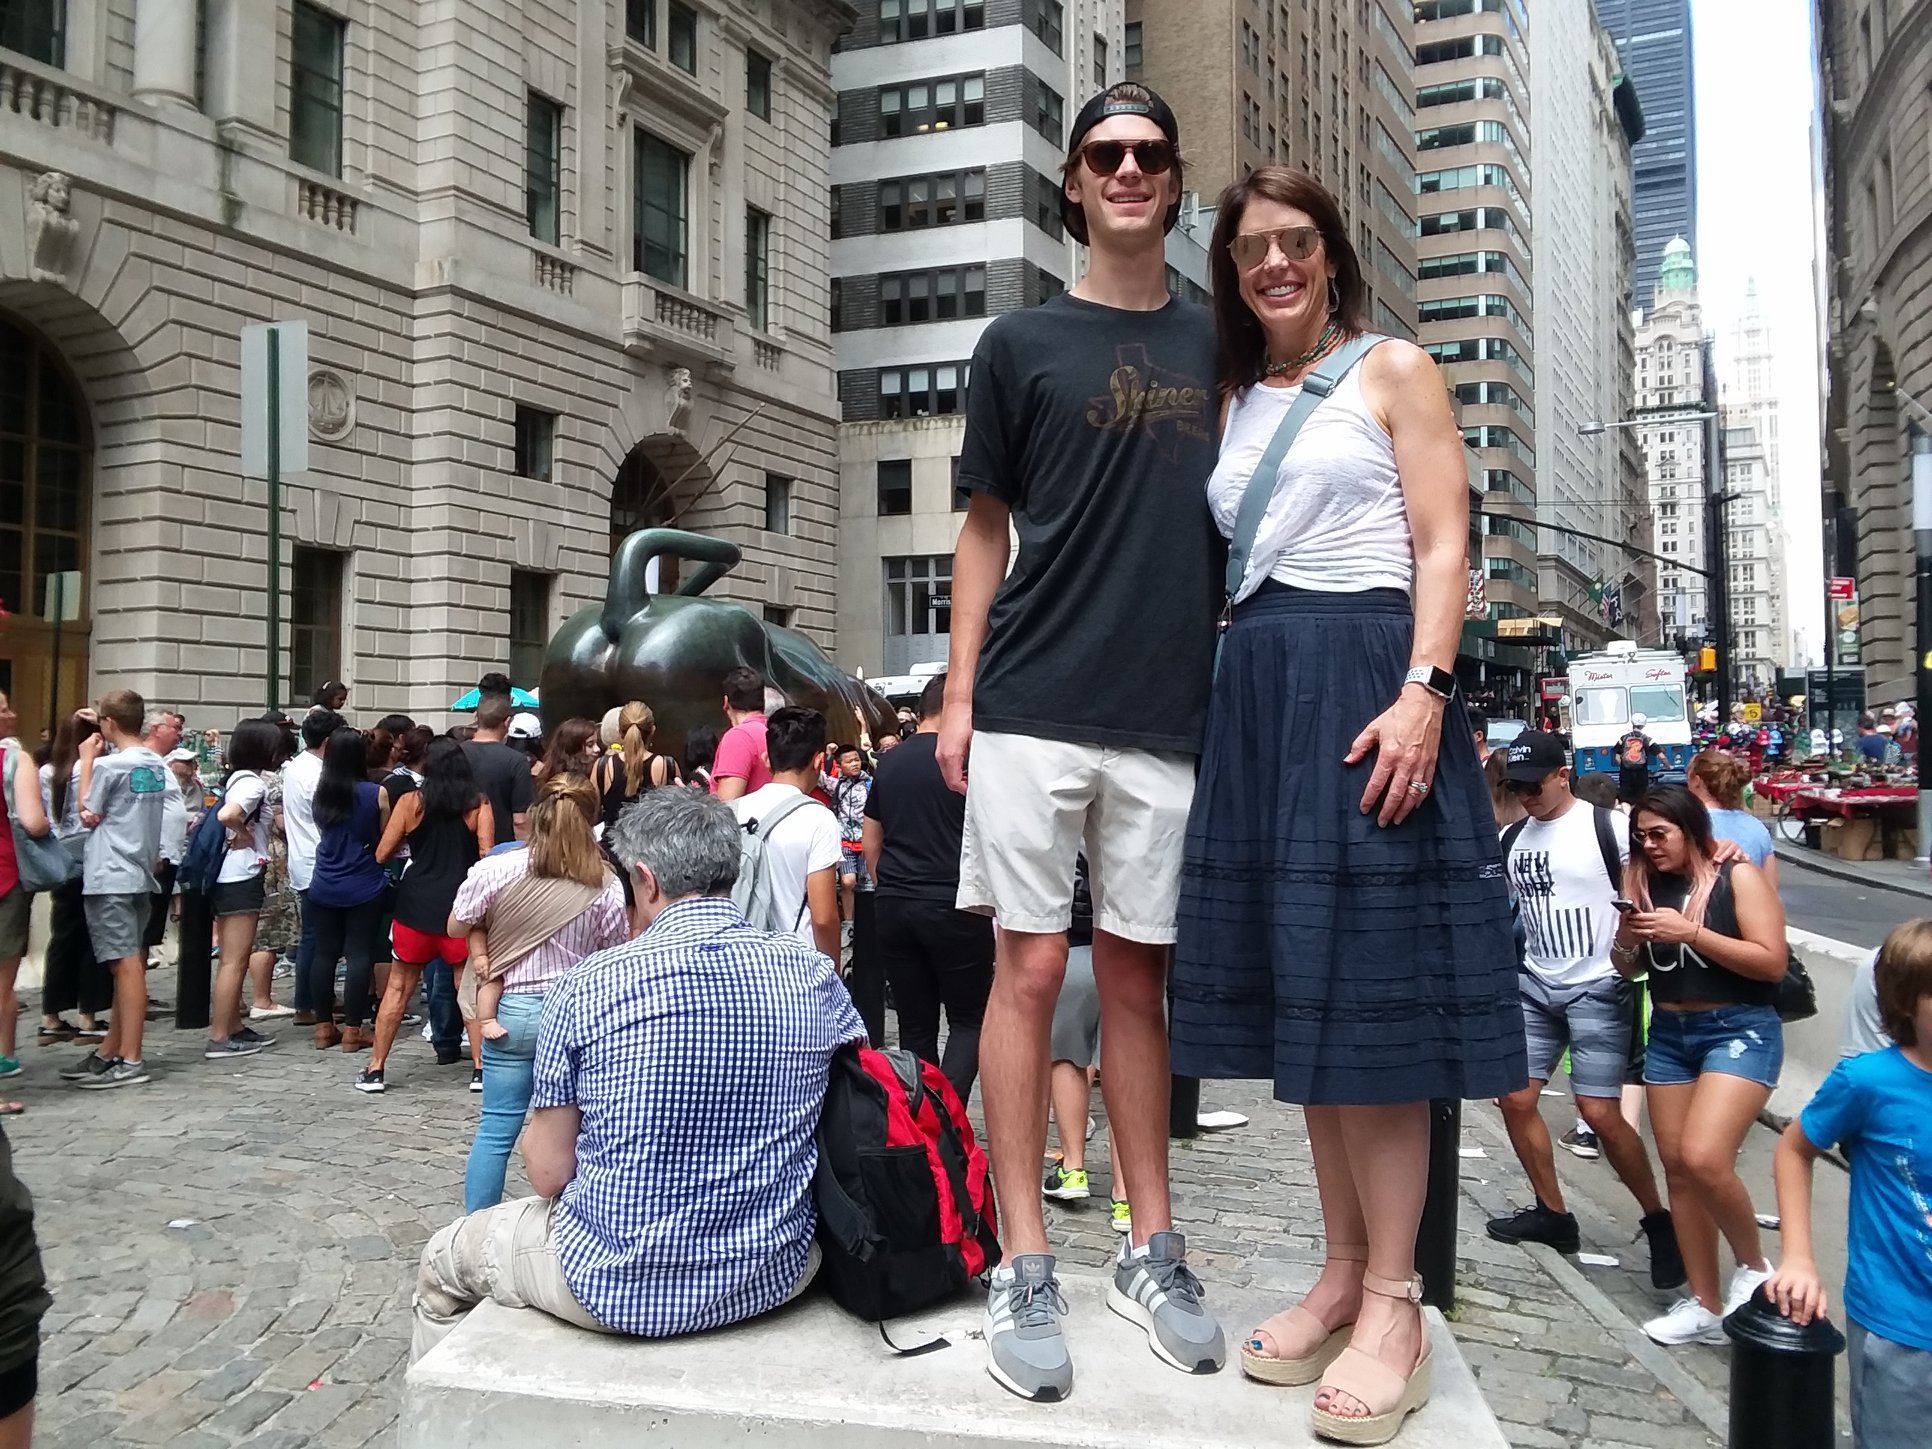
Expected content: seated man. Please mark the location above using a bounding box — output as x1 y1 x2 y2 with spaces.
411 788 866 1361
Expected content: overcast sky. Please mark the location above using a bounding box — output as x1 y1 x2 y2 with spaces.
1690 0 1825 663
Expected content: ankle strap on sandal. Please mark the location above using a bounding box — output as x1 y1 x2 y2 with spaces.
1360 1271 1422 1302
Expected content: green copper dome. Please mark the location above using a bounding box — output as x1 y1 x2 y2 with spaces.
1658 236 1695 294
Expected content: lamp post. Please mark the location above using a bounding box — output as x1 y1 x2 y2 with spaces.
1578 408 1728 717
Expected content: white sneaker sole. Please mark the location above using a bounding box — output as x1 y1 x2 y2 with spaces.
1042 1185 1091 1202
1105 1281 1221 1375
1643 1318 1726 1346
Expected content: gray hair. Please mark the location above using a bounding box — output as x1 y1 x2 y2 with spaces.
610 788 741 899
140 709 172 738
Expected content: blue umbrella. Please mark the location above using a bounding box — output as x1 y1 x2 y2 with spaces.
450 686 539 710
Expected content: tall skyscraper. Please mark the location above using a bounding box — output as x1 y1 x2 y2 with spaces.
1635 238 1713 644
1530 0 1654 651
1596 0 1699 307
1722 283 1792 681
1413 0 1537 623
1127 0 1420 338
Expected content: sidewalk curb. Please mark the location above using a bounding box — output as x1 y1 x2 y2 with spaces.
1774 841 1932 900
1456 1102 1732 1445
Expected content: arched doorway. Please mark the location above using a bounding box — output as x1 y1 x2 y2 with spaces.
0 314 90 743
610 439 710 596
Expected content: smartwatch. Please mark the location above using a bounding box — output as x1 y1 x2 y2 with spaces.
1404 665 1456 700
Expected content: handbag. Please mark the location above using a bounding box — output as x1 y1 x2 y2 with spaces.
1220 331 1389 675
1776 950 1818 1023
2 745 78 892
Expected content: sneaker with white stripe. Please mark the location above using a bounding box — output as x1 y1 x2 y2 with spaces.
1107 1231 1226 1374
983 1254 1073 1402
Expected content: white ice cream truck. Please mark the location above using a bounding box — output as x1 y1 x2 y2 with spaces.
1566 640 1693 783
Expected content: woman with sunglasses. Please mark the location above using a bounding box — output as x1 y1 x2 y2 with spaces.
1612 784 1788 1347
1170 166 1522 1444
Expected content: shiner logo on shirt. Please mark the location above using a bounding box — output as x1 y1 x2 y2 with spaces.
1085 344 1211 456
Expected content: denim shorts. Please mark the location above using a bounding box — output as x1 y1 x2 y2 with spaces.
1644 1003 1783 1088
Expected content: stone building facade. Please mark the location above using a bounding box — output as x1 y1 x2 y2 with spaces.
0 0 849 734
1817 0 1932 701
1634 238 1713 646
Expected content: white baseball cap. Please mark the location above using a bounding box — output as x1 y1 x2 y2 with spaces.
507 712 542 741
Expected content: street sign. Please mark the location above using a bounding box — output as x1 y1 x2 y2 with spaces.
1743 703 1762 724
240 321 309 479
1828 576 1855 601
1833 585 1862 666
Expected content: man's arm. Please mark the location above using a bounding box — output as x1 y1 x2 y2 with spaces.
712 726 753 802
862 817 884 885
523 1105 582 1199
805 866 840 963
938 491 1011 794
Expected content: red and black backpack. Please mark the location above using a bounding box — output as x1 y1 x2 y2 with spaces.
812 1044 1001 1323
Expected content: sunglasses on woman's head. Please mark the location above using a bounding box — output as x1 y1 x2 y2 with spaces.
1075 138 1176 176
1229 225 1323 270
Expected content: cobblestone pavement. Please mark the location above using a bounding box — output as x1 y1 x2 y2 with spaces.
10 1008 1739 1449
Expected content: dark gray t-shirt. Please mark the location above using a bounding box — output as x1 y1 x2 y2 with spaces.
462 740 533 840
956 293 1223 754
83 745 167 895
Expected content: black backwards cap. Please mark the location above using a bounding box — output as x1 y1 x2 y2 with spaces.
1061 83 1183 246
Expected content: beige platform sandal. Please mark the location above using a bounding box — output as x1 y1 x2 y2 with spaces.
1308 1271 1433 1447
1237 1245 1366 1386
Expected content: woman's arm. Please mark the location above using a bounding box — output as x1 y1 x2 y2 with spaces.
9 757 47 837
1346 342 1466 826
1635 862 1786 980
375 792 419 864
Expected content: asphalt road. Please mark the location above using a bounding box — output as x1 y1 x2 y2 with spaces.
1778 852 1926 947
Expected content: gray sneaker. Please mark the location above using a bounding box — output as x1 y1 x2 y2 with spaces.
983 1254 1073 1402
1107 1231 1226 1374
205 1037 269 1061
59 1050 110 1082
77 1058 149 1090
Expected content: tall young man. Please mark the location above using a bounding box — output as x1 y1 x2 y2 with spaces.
941 83 1226 1401
1486 732 1683 1289
464 696 533 842
70 690 167 1089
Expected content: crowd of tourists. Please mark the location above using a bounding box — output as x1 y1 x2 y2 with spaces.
0 78 1927 1449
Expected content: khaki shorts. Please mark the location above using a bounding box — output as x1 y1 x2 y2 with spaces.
957 731 1195 943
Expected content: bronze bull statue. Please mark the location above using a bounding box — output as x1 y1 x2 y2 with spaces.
538 528 898 766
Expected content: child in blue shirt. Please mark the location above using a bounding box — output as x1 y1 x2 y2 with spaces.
1767 919 1932 1449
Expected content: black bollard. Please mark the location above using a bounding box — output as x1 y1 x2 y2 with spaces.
1168 1073 1201 1140
1414 1097 1460 1311
1723 1288 1845 1449
848 887 885 1047
174 889 212 1031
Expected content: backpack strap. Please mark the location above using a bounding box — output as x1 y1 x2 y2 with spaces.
745 791 820 930
1592 806 1623 893
1223 332 1388 611
1500 817 1528 861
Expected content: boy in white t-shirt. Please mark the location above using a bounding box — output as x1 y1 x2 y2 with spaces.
730 708 842 964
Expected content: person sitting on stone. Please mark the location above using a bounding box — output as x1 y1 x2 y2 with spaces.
410 787 866 1361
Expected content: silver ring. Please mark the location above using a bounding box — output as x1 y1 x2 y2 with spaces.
1408 781 1430 795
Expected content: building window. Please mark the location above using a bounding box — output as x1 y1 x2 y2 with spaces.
0 0 64 65
1034 80 1063 143
877 170 985 230
879 266 986 325
762 604 794 629
0 319 89 698
830 276 842 331
1093 35 1106 86
883 555 953 672
745 206 771 330
626 0 656 47
289 1 346 177
513 407 555 481
1033 170 1064 239
1025 0 1063 55
879 0 986 42
747 49 772 120
880 363 968 419
526 92 563 245
763 473 793 534
877 460 913 516
880 74 985 136
634 130 689 286
508 570 550 688
290 548 345 701
1124 20 1142 71
668 1 697 72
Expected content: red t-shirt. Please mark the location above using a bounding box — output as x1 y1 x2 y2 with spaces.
710 715 772 794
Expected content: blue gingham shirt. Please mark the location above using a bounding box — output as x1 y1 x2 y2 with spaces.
531 895 866 1337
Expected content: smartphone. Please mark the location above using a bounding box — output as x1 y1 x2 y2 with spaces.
1611 899 1637 914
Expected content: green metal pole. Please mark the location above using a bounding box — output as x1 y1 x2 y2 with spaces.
266 329 281 713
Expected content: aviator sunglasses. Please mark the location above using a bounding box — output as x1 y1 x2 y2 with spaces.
1075 138 1177 176
1228 225 1323 270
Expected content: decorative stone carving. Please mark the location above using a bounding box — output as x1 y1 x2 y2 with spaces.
308 369 355 441
666 366 693 435
27 172 81 286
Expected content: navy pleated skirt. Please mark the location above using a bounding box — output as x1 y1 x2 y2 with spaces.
1170 584 1526 1106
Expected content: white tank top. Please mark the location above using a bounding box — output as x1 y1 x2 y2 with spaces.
1206 364 1413 599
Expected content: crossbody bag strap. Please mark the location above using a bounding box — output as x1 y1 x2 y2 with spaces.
1223 331 1389 610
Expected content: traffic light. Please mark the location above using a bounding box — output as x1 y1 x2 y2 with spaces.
1697 646 1717 673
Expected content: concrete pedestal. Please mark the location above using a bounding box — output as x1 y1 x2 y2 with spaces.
401 1272 1508 1449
